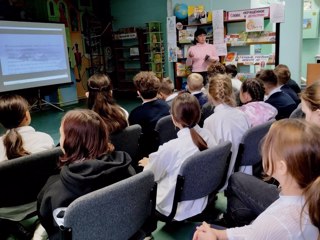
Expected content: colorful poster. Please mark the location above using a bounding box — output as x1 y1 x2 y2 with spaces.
188 5 205 25
168 44 177 62
246 17 264 32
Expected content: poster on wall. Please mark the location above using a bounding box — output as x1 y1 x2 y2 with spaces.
304 0 312 10
167 16 177 62
212 10 224 45
246 17 264 32
303 10 320 39
270 2 285 23
188 5 205 25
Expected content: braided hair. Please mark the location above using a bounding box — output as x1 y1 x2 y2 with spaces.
241 78 265 102
208 74 235 107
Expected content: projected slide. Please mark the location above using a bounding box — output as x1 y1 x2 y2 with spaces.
0 21 72 92
1 34 67 75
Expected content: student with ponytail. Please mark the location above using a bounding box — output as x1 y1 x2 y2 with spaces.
138 93 216 220
87 73 128 134
193 119 320 240
0 94 54 161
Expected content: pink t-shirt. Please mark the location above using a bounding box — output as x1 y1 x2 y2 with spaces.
186 43 219 72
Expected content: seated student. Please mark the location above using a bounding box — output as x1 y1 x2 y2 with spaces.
257 69 297 120
207 62 242 106
275 64 301 94
207 61 226 79
87 73 128 134
187 73 208 107
138 93 216 220
158 77 179 106
274 64 300 104
238 78 277 127
203 74 250 189
128 71 170 157
0 94 54 161
212 80 320 229
193 119 320 240
225 64 242 92
37 109 135 240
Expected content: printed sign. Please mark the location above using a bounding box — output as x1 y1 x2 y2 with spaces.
227 7 269 21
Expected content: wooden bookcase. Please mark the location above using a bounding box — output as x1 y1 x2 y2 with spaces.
112 28 147 91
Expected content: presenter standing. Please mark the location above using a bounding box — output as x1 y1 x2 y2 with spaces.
186 28 219 85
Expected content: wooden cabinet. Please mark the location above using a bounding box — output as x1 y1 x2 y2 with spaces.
112 28 146 91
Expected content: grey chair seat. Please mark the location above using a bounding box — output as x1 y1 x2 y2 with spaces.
55 170 157 240
156 141 232 222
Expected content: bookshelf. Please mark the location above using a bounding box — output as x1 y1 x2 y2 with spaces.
173 7 280 89
174 23 213 90
223 7 280 76
112 28 146 91
144 22 165 79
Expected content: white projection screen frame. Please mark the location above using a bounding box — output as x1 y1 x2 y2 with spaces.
0 21 72 93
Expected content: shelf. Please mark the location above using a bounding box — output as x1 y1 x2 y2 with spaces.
117 58 140 62
146 61 165 64
224 17 270 23
237 62 275 66
144 31 163 34
114 45 139 50
116 68 141 72
227 41 275 46
145 41 163 44
182 23 212 27
145 51 164 54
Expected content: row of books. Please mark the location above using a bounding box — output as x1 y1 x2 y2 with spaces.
175 61 255 82
225 31 276 44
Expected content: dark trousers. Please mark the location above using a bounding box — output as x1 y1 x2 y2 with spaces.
224 172 279 226
193 72 208 86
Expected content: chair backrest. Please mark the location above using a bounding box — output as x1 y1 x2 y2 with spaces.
199 102 215 127
0 147 62 207
179 141 232 201
289 105 305 119
154 115 178 146
159 141 232 221
62 170 156 240
235 120 275 171
110 124 142 163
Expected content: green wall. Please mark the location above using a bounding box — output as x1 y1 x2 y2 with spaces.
110 0 168 78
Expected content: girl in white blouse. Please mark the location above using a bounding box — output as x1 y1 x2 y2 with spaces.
139 93 216 220
203 74 250 189
193 119 320 240
0 94 54 161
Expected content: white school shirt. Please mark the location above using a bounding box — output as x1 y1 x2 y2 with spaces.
227 195 319 240
144 125 216 221
0 126 55 161
203 104 250 190
231 78 242 91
